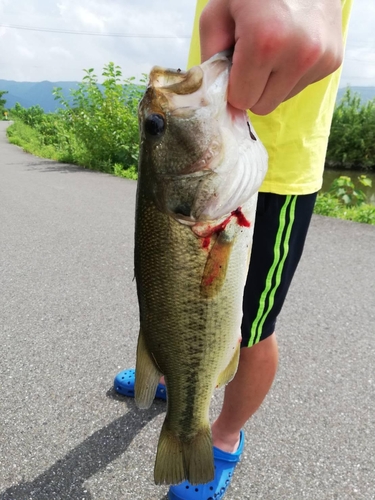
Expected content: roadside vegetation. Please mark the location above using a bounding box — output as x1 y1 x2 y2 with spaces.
326 89 375 170
1 90 9 120
315 175 375 225
6 63 143 180
3 65 375 224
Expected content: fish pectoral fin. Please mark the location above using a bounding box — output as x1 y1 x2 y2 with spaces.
154 420 214 485
216 341 240 389
200 231 234 299
134 328 162 409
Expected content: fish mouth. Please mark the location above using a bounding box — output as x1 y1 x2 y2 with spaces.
145 51 232 112
149 65 204 95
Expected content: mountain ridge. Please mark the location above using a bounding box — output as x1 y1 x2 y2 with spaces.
0 80 80 112
1 79 374 113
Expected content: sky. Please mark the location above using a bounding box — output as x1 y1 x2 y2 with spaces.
0 0 374 88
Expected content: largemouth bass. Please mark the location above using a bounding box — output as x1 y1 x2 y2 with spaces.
134 51 268 486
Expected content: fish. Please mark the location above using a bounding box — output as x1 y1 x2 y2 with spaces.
134 51 268 486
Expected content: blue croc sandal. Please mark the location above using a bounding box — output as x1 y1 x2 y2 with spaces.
168 430 245 500
114 369 167 401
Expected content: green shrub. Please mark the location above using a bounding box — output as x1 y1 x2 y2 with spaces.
7 62 145 177
315 175 375 225
0 90 8 117
53 62 144 175
7 120 61 160
11 103 45 127
328 174 372 207
314 196 375 225
326 89 375 170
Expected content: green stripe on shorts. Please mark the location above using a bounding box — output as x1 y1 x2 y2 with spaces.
248 195 297 346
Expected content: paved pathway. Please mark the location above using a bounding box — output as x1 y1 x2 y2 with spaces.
1 121 374 499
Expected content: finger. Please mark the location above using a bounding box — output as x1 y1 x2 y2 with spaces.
250 36 344 115
249 68 302 115
283 76 321 103
283 48 344 102
227 36 273 110
199 0 235 62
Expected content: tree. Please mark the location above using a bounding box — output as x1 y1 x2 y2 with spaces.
0 90 8 109
326 88 375 170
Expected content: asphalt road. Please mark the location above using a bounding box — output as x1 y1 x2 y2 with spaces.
1 121 374 500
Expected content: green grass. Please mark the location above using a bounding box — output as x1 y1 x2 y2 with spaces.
7 120 60 160
6 120 138 181
314 194 375 225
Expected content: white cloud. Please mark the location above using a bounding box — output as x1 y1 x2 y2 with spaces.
0 0 194 81
0 0 10 8
0 0 374 89
75 7 106 30
340 0 375 87
49 46 73 58
16 45 35 59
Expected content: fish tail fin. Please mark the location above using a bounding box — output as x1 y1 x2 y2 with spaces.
154 421 214 485
184 427 215 485
135 328 162 409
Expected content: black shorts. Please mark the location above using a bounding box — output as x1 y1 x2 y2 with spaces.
241 192 317 347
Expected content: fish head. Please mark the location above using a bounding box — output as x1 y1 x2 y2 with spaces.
138 52 230 174
138 52 268 224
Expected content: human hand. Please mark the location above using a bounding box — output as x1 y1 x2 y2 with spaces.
199 0 343 114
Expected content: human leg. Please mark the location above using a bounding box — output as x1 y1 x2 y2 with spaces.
212 333 278 453
211 191 317 452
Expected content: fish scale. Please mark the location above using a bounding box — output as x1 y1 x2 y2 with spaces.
133 51 268 486
135 193 249 484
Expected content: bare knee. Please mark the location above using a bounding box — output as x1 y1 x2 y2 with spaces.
240 333 278 368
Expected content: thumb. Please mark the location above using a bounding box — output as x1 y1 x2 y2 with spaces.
199 0 235 62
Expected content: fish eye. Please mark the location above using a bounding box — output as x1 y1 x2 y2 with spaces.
144 113 165 138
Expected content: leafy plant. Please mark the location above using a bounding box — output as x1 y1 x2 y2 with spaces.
314 195 375 225
0 90 8 118
328 175 372 207
315 175 375 225
53 62 145 174
326 89 375 170
7 120 61 160
7 63 147 176
11 103 45 127
0 90 7 106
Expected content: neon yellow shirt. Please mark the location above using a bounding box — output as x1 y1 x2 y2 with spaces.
188 0 353 195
